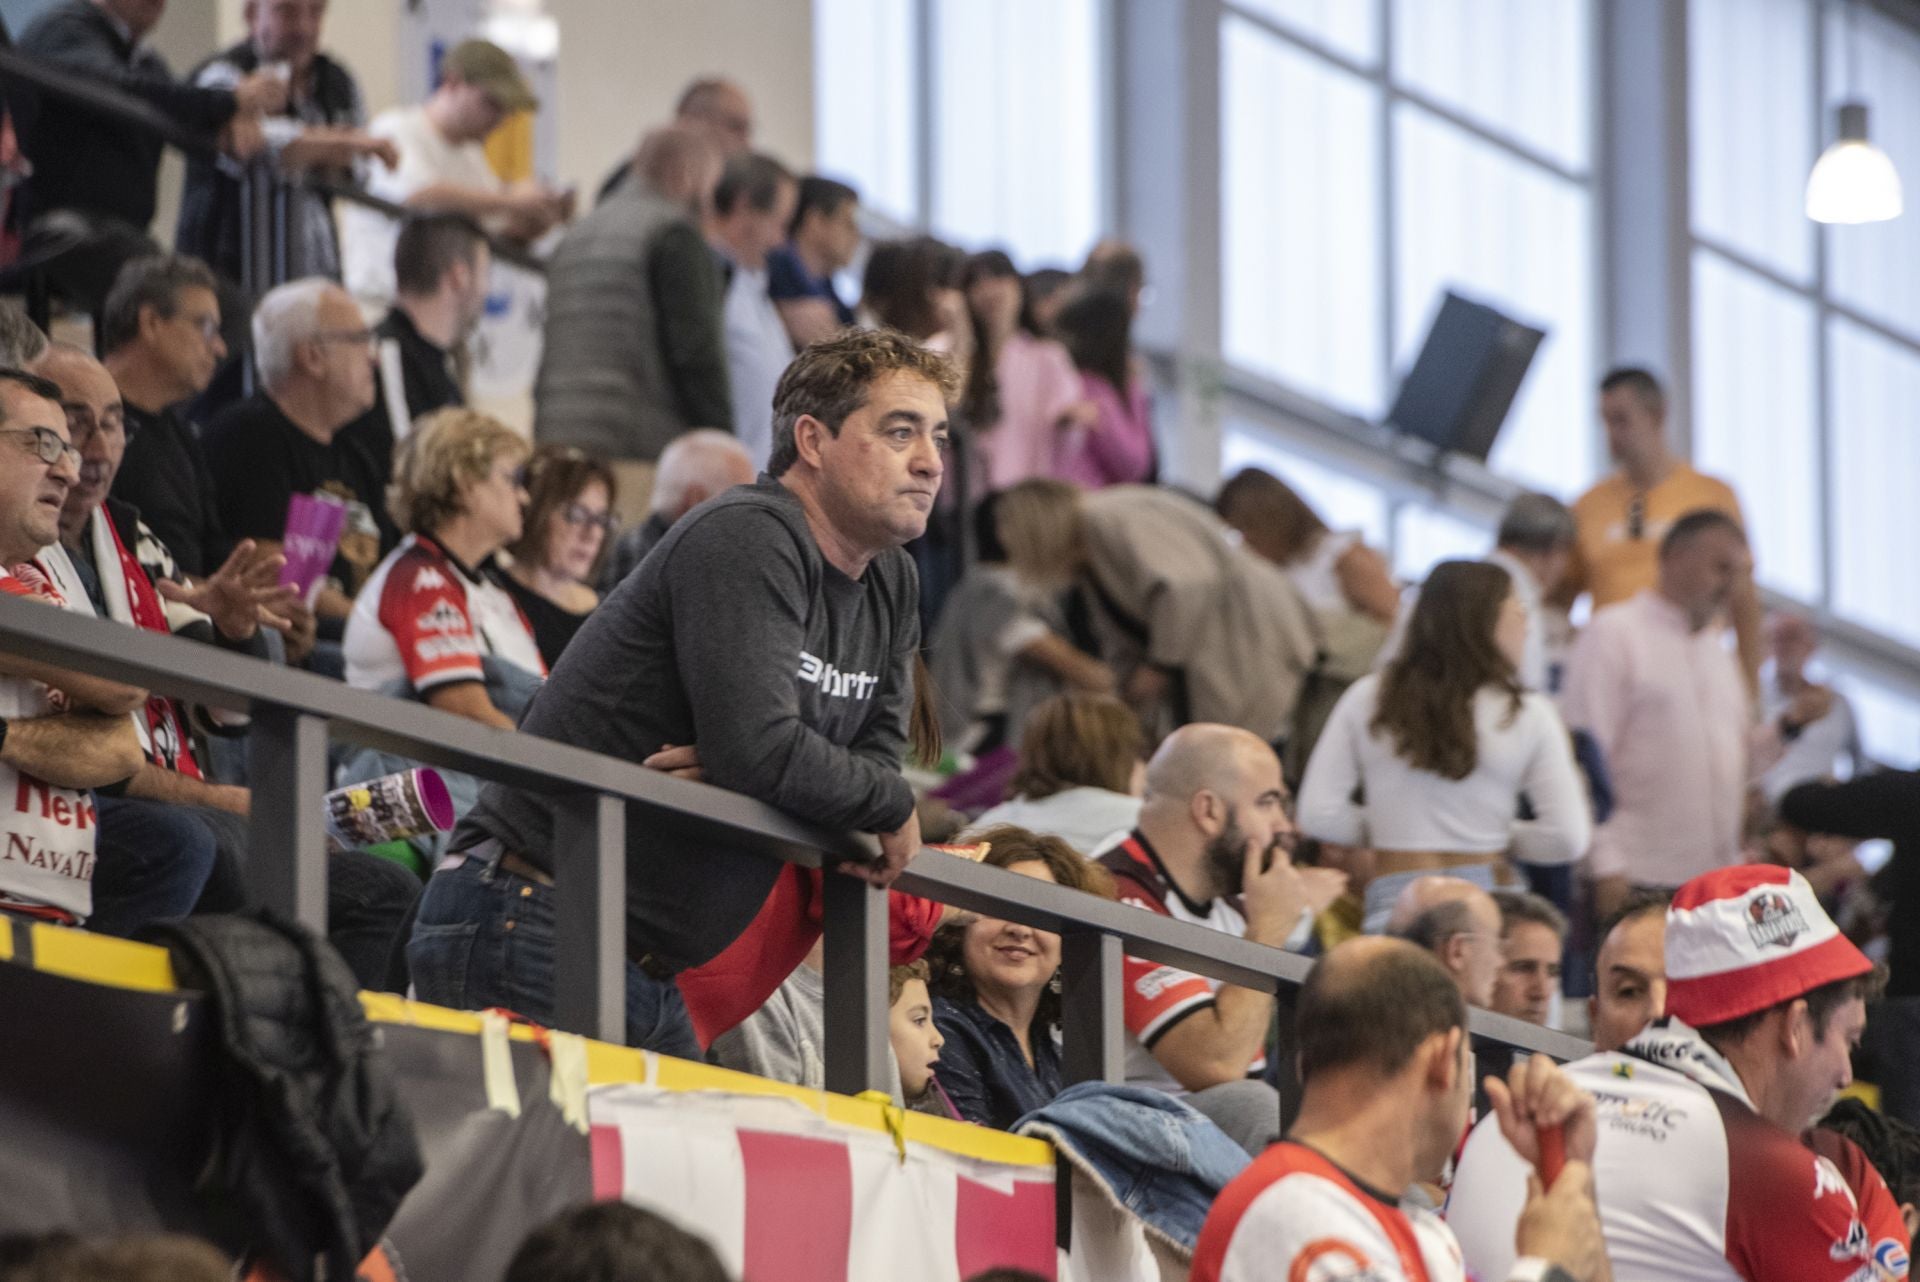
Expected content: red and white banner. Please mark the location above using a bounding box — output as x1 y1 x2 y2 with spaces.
588 1085 1058 1282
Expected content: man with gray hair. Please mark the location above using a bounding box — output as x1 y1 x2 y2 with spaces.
599 428 756 590
0 302 50 368
203 277 392 627
537 125 731 524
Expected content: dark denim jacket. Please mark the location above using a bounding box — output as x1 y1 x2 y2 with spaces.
931 995 1062 1131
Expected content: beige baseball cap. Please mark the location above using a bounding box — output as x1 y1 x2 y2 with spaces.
443 39 538 114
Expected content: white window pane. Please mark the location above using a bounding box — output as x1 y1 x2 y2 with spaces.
1393 505 1495 581
1229 0 1379 66
1829 317 1920 648
930 0 1102 266
1391 0 1590 171
1222 17 1384 415
1823 5 1920 344
1689 252 1821 600
813 0 919 221
1832 667 1920 769
1223 423 1392 550
1392 107 1595 495
1688 0 1813 281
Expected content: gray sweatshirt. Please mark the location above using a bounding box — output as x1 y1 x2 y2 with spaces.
456 476 919 971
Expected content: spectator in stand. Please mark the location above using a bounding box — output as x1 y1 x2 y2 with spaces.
959 249 1089 492
536 126 729 525
1051 287 1154 489
1388 875 1505 1009
1081 238 1148 317
1019 267 1073 338
1587 888 1668 1051
599 429 753 590
927 480 1115 755
1489 891 1567 1027
504 1203 732 1282
928 826 1115 1130
769 176 861 348
1557 367 1762 688
1099 724 1346 1154
1297 560 1591 932
101 255 230 578
178 0 398 287
860 237 969 353
340 212 489 484
1756 612 1859 805
344 408 543 728
13 0 285 313
0 368 145 927
1193 938 1607 1282
1449 866 1886 1282
1779 770 1920 1128
499 445 616 668
340 40 568 309
890 959 948 1116
409 330 956 1051
1817 1098 1920 1242
594 75 755 200
204 279 392 627
971 693 1145 857
1069 485 1320 743
711 152 798 469
0 301 49 367
1561 509 1752 917
33 344 419 981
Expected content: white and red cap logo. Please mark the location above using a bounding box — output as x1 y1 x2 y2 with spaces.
1666 865 1873 1027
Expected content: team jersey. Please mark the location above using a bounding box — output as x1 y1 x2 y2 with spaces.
1194 1140 1467 1282
1098 832 1268 1094
343 534 545 696
1447 1019 1906 1282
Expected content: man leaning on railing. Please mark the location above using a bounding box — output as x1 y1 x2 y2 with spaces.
406 330 960 1054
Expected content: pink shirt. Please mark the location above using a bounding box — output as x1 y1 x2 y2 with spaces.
1561 591 1750 886
1055 371 1154 489
973 332 1084 490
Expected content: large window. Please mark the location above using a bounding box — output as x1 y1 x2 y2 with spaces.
1221 0 1597 496
814 0 1104 267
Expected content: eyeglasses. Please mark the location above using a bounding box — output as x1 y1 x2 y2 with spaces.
2 425 80 470
560 503 616 533
188 315 223 342
63 404 125 445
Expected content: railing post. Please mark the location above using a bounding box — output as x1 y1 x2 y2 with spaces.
246 705 328 932
552 792 626 1045
1271 983 1301 1130
822 871 891 1096
1059 932 1124 1085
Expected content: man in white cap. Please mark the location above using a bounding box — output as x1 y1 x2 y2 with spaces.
1448 864 1902 1282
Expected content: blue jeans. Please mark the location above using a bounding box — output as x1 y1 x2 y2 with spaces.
407 852 699 1057
89 794 219 937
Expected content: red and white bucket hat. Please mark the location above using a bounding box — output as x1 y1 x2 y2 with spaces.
1666 864 1874 1028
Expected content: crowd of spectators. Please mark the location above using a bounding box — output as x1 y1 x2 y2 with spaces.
0 5 1914 1279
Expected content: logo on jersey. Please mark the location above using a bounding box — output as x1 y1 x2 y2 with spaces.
412 566 449 593
1288 1239 1391 1281
1873 1238 1910 1278
796 651 880 700
1591 1090 1686 1141
1748 890 1809 949
1832 1218 1869 1261
1815 1155 1857 1204
416 601 468 635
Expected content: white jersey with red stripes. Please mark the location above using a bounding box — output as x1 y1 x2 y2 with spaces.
1447 1019 1907 1282
344 534 545 696
1194 1140 1466 1282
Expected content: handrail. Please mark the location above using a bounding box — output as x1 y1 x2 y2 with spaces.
0 591 1591 1110
0 44 547 279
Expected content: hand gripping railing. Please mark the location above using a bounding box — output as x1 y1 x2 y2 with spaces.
0 595 1589 1105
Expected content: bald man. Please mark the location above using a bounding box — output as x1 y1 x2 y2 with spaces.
1099 723 1347 1153
599 429 756 591
1388 875 1504 1009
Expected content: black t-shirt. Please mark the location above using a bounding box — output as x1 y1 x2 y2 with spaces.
111 401 228 579
203 392 399 583
496 570 592 672
338 307 464 486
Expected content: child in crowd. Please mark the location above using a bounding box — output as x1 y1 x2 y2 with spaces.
888 961 949 1116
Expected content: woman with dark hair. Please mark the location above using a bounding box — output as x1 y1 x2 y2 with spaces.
500 443 618 667
1052 286 1154 488
1296 560 1591 932
1020 266 1073 337
972 693 1145 856
928 826 1116 1130
960 249 1089 491
860 236 968 349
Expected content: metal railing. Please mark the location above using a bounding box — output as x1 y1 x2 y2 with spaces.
0 594 1587 1101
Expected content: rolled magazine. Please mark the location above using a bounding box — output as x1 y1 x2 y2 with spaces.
324 768 455 851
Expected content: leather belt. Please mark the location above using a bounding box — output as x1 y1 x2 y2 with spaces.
488 847 677 981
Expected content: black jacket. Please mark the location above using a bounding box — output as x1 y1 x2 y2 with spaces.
138 912 424 1282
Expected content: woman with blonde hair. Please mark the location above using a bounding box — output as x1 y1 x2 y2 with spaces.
928 477 1113 756
972 693 1146 856
344 408 544 729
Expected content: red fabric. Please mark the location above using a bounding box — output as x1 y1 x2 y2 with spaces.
1721 1092 1880 1282
1810 1128 1913 1279
738 1131 852 1282
1667 932 1875 1029
955 1173 1057 1280
96 520 202 780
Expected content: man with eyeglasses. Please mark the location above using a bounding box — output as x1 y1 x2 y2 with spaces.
205 277 394 631
101 255 231 580
1389 875 1506 1010
0 367 146 927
